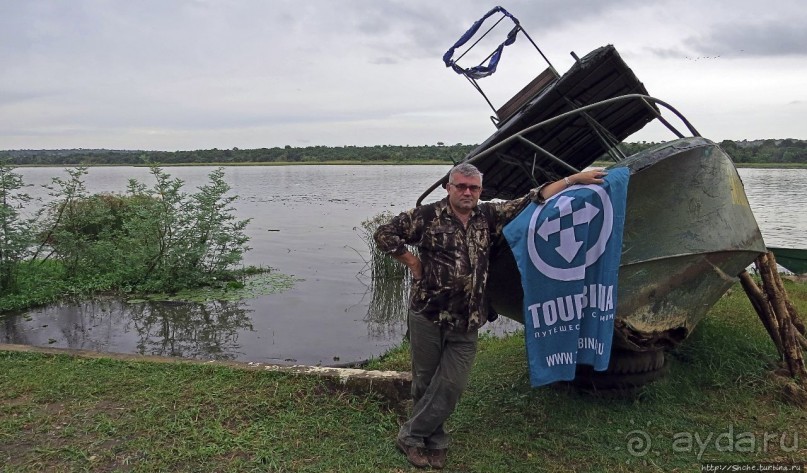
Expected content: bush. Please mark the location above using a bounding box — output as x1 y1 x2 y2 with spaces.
0 161 36 294
37 165 251 293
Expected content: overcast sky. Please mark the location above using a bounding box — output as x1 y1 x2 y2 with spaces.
2 0 805 151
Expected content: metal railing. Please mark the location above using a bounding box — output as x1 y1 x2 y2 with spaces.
415 94 701 206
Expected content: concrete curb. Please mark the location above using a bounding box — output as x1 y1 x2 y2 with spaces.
0 343 412 404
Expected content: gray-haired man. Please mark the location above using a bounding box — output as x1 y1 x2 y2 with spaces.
374 163 604 468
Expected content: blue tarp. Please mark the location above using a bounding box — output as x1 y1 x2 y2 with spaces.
503 169 630 387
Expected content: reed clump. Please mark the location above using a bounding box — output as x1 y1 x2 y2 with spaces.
355 211 412 336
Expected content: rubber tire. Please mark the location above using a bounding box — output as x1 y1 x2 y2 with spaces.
571 349 667 391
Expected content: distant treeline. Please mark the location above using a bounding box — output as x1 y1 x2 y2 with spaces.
621 139 807 164
0 144 475 166
2 139 806 165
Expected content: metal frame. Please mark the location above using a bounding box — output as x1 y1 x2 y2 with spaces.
415 94 701 206
451 12 559 119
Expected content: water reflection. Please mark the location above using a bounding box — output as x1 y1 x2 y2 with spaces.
1 297 253 361
128 300 253 360
363 277 409 338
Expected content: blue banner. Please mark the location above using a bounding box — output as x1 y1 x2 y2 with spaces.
503 168 629 387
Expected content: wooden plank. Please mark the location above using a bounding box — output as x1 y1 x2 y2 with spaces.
496 67 558 123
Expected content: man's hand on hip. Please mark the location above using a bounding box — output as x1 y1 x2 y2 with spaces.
395 251 423 280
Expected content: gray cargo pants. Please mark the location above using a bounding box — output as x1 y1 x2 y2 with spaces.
397 311 478 450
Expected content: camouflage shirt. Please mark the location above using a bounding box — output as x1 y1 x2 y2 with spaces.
374 188 545 332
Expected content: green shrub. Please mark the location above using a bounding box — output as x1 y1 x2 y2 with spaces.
0 160 36 294
36 165 251 294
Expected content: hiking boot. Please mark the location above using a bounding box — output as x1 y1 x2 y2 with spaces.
395 438 429 468
427 448 448 469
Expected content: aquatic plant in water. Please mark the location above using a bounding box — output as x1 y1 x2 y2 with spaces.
36 165 253 293
127 271 297 304
0 164 294 313
355 211 411 336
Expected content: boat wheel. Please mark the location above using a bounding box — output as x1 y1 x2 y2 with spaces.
571 349 667 391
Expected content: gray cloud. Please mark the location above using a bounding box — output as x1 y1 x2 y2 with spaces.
369 57 398 65
1 0 805 150
686 20 807 57
644 47 689 60
342 0 650 61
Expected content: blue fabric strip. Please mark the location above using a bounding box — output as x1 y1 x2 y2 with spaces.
443 6 520 79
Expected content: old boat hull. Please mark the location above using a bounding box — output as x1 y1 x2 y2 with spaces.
487 137 766 351
767 247 807 275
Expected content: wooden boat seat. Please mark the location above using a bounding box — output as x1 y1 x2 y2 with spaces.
496 67 559 124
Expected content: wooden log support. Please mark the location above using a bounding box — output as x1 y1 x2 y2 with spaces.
740 269 783 353
797 332 807 352
742 252 807 382
788 299 806 336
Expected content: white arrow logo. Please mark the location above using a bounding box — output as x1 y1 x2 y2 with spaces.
527 184 614 281
536 196 600 262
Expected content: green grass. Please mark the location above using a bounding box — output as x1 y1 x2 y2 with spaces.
0 356 401 472
2 280 807 472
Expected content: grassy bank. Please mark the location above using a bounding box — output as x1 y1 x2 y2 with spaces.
2 280 807 472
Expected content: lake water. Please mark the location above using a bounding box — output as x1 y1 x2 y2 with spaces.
1 165 805 365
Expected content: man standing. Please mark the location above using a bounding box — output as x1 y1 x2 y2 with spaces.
374 163 604 469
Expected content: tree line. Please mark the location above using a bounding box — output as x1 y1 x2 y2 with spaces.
2 139 806 166
0 144 475 166
620 139 807 164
